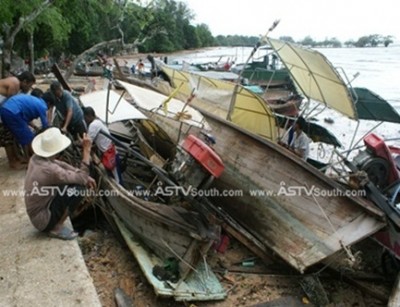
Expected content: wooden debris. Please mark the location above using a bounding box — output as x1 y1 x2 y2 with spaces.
51 63 72 92
114 287 134 307
299 275 330 306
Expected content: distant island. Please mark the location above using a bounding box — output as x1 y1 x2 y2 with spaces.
215 34 395 48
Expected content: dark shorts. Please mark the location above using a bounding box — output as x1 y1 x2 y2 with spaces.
0 108 34 146
0 122 15 147
43 185 86 232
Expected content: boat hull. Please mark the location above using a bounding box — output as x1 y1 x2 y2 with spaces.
140 107 386 272
202 111 386 272
96 165 215 279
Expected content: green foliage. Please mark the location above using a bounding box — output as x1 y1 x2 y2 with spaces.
0 0 14 24
351 34 394 47
196 24 215 47
299 36 316 47
0 0 396 68
214 35 258 46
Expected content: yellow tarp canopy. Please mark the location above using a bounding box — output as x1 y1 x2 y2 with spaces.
160 65 278 141
267 38 357 119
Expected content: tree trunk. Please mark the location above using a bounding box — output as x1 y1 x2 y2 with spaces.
29 32 35 74
64 39 122 81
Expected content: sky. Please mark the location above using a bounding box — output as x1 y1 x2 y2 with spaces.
179 0 399 42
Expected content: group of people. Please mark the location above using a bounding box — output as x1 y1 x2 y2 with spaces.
0 72 119 240
0 68 310 241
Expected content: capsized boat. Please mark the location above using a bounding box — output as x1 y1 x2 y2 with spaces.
79 89 226 301
115 78 386 273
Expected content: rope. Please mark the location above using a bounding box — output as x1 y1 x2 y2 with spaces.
306 182 337 235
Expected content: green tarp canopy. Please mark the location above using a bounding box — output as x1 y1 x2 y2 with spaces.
353 87 400 123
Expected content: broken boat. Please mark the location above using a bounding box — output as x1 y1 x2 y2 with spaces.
79 88 226 301
149 38 400 272
114 74 386 273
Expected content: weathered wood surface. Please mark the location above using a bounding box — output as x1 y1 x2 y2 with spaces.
201 111 385 272
51 63 72 92
96 161 216 280
136 104 386 272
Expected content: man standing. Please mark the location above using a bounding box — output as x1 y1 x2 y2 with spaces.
49 81 86 138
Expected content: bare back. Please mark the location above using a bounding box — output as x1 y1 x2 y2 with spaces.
0 76 20 98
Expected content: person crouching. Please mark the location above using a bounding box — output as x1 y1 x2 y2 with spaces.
24 127 96 240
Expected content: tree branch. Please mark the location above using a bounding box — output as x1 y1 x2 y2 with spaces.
64 38 123 80
9 0 53 43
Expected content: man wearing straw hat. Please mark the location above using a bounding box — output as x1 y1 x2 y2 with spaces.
24 128 96 240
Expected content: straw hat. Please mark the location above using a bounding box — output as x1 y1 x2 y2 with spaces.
32 127 71 158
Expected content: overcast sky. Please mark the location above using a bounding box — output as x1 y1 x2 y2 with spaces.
179 0 399 42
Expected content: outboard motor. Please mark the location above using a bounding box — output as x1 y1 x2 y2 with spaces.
170 134 224 190
353 133 399 189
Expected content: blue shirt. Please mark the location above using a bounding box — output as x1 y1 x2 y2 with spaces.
55 90 84 126
2 94 48 128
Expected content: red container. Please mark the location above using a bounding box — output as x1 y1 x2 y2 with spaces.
182 135 224 178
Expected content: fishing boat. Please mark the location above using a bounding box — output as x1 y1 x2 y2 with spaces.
114 76 386 273
74 60 104 76
79 89 226 301
150 38 400 271
231 46 292 88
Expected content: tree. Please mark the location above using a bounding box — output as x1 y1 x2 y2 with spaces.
319 37 342 48
196 24 214 47
383 35 394 47
298 36 316 47
183 24 200 49
0 0 54 76
344 39 355 47
354 36 370 47
369 34 380 47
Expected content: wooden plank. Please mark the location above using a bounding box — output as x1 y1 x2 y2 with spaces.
51 63 72 92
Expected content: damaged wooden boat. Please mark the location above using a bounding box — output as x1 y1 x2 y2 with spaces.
114 47 387 273
79 89 226 301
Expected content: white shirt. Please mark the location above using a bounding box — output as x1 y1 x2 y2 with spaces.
87 118 112 153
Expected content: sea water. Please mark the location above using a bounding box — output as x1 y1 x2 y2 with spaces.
168 45 400 155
